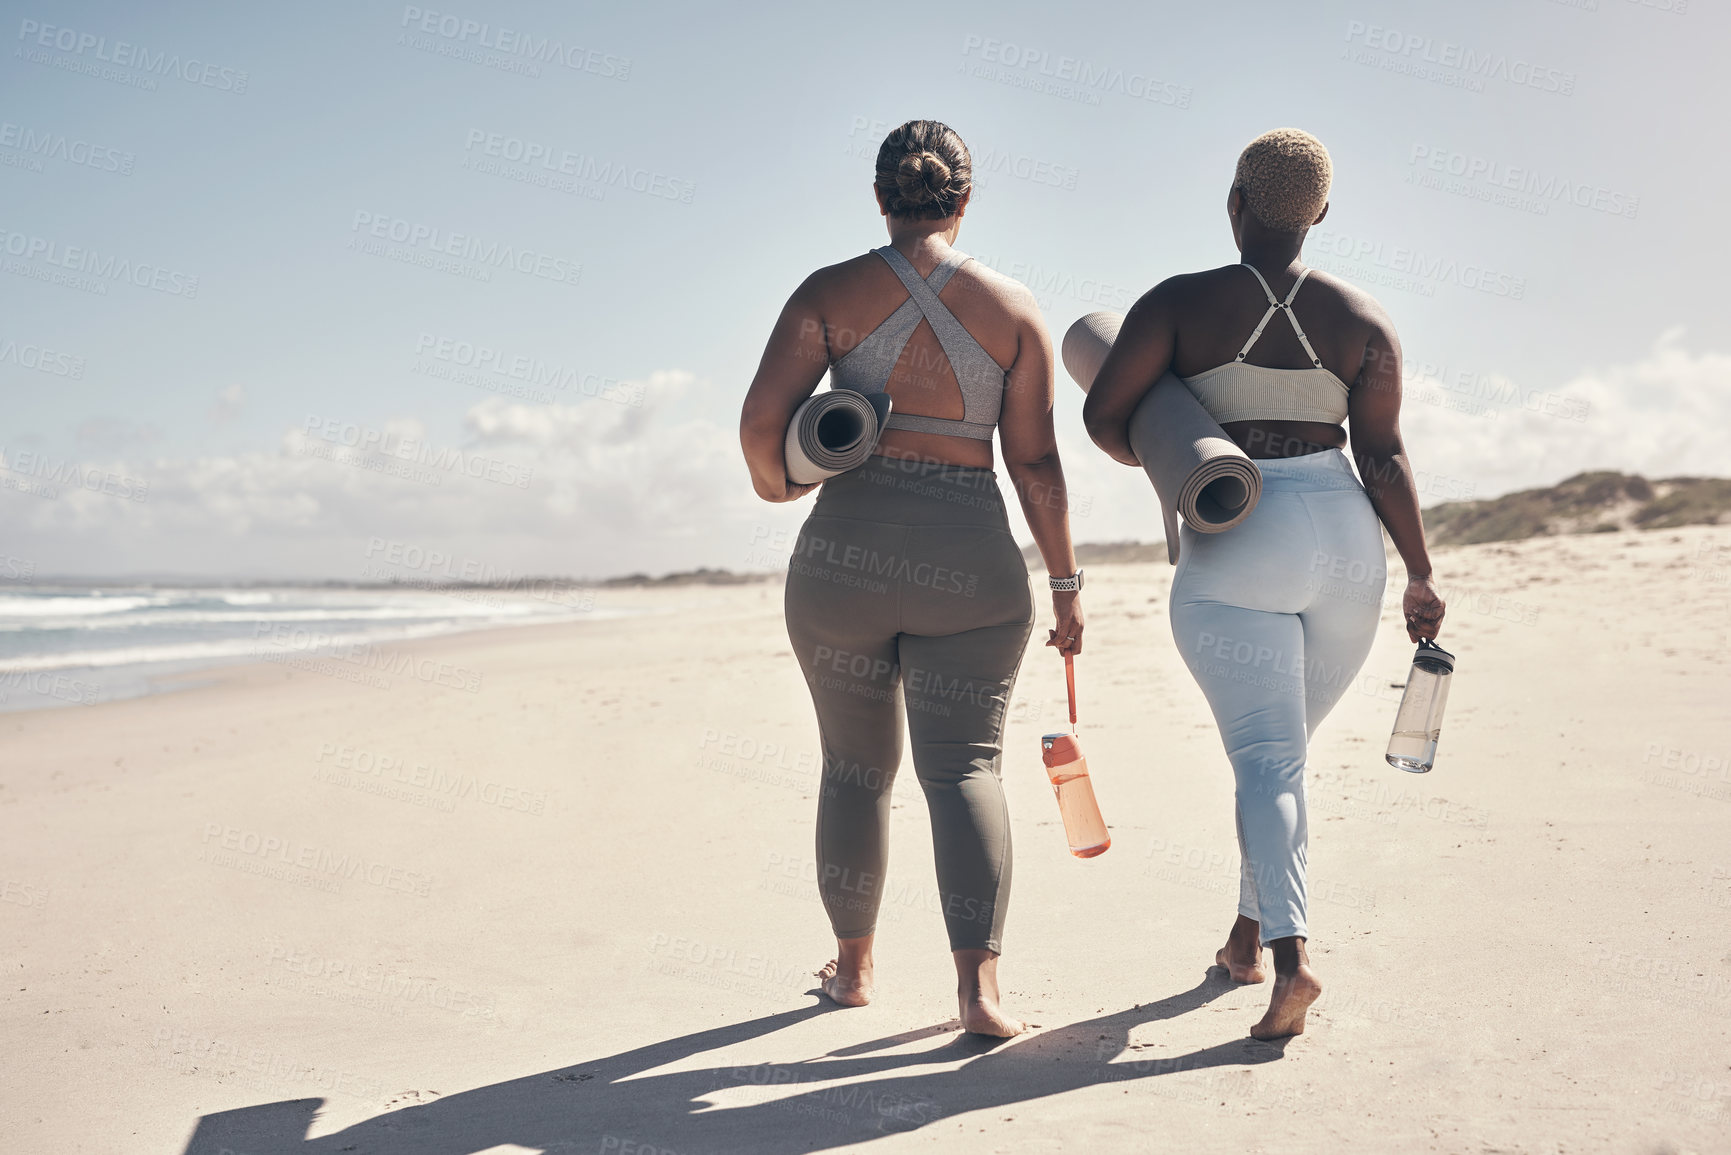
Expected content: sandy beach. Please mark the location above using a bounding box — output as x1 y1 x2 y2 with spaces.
4 524 1729 1154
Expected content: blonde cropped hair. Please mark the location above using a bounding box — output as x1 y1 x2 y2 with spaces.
1234 129 1332 232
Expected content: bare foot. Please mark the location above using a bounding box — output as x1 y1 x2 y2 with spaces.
959 991 1025 1037
954 948 1025 1037
815 935 873 1007
815 958 872 1007
1215 915 1267 984
1251 965 1321 1039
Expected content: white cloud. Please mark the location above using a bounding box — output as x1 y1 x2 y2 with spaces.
1397 328 1731 501
4 337 1725 579
2 370 760 579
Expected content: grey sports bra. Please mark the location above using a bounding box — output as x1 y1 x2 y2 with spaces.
828 246 1008 441
1180 265 1351 426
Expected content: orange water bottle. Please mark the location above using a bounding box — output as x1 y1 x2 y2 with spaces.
1040 654 1110 858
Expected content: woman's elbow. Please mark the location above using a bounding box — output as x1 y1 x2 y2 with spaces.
1081 408 1116 451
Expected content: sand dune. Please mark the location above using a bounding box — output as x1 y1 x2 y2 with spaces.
2 524 1728 1153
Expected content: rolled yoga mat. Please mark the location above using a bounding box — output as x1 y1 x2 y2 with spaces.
783 389 894 485
1062 311 1262 565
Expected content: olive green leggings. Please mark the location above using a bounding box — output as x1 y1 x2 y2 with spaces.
784 456 1034 954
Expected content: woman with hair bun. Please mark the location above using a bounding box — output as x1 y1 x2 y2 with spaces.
1083 128 1447 1039
740 119 1084 1036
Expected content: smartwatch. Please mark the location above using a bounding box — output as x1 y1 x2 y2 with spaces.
1048 570 1084 592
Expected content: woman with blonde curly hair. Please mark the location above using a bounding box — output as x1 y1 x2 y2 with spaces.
740 119 1085 1036
1084 128 1447 1039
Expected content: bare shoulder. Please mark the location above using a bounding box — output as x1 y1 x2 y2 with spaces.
949 258 1055 348
953 256 1039 314
1303 267 1397 335
1124 268 1219 325
794 252 883 303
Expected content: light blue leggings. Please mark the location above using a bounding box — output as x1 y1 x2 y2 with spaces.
1168 449 1386 943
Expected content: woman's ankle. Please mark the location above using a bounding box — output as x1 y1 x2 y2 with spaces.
1267 935 1309 975
835 934 875 972
951 947 998 988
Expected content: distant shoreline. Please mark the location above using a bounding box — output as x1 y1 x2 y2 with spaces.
12 470 1725 591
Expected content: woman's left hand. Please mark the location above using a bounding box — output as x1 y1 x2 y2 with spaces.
1046 591 1084 657
768 479 820 503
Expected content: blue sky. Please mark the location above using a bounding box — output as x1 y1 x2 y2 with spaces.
2 0 1725 581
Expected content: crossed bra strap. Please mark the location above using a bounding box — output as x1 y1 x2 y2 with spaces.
865 246 1004 441
1236 264 1323 369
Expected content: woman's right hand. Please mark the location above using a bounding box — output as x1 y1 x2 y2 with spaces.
1046 591 1084 657
1403 575 1446 642
767 479 819 503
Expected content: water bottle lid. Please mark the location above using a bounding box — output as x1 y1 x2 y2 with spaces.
1042 732 1082 767
1413 637 1455 674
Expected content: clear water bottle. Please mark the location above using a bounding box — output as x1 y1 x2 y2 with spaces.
1386 639 1456 774
1041 733 1111 857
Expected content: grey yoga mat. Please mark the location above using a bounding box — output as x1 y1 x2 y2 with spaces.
783 389 893 485
1062 311 1262 565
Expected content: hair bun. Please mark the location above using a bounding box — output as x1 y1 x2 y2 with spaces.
896 151 950 206
874 121 970 221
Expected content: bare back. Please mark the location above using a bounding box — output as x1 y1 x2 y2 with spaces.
802 245 1036 469
1164 264 1380 457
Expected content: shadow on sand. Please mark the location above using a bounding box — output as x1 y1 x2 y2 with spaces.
182 969 1287 1154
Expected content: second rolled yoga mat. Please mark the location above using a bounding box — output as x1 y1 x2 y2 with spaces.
783 390 893 485
1061 311 1262 565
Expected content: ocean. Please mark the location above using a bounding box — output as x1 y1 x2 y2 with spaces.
0 585 615 713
